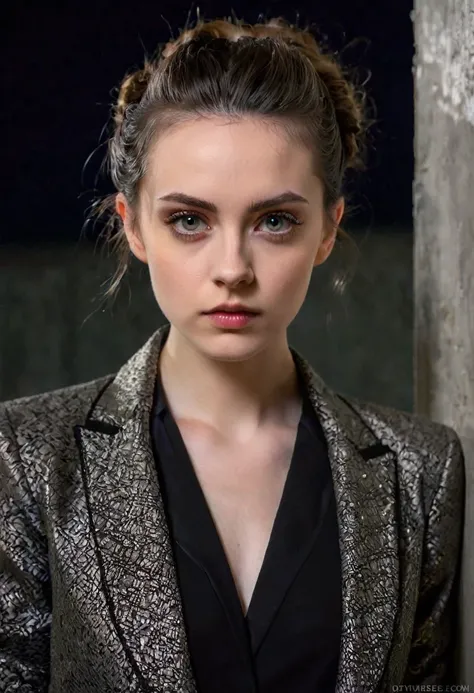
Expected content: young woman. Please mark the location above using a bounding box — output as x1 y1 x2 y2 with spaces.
0 15 465 693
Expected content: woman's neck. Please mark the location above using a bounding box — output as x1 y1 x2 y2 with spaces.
158 327 302 441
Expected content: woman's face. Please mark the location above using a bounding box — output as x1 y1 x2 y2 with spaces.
118 116 343 362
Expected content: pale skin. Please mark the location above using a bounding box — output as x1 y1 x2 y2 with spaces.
117 115 344 613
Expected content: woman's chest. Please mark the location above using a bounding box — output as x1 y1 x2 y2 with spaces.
176 423 299 613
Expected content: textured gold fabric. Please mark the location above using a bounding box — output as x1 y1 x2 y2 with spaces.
0 323 465 692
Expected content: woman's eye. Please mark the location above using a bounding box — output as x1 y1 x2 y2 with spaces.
169 214 206 234
260 214 293 234
164 211 302 241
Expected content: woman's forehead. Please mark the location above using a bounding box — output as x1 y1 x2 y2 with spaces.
146 118 317 193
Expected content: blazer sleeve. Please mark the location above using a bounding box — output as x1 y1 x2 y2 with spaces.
403 428 465 684
0 405 51 692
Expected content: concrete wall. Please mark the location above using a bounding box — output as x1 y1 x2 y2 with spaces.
414 0 474 683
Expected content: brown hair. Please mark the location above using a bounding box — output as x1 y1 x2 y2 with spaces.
95 14 367 299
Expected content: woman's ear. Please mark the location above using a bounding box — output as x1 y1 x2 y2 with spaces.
115 193 148 264
333 197 345 228
313 197 345 267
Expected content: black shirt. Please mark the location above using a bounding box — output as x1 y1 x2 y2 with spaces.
150 355 342 692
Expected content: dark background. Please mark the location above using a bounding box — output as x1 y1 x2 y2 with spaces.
3 0 414 245
1 1 416 410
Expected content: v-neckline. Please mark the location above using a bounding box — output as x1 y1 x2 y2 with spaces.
155 360 332 656
163 394 302 603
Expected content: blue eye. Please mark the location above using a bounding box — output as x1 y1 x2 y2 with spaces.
168 214 204 234
261 213 295 234
164 210 303 242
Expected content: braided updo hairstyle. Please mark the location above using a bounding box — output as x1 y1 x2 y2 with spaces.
98 14 367 298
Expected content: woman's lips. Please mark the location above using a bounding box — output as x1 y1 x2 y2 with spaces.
204 311 259 328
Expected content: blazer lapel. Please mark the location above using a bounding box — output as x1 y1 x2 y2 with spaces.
74 326 197 693
292 347 400 693
74 322 399 693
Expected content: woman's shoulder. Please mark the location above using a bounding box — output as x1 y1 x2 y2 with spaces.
0 375 117 501
0 374 115 442
340 392 461 453
336 391 464 506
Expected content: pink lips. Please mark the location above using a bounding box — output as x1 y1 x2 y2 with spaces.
205 311 258 328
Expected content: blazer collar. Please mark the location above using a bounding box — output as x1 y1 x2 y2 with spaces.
74 323 399 693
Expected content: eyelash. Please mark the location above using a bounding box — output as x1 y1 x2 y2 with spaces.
163 210 303 242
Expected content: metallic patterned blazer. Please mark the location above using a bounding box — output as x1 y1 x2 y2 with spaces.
0 323 465 693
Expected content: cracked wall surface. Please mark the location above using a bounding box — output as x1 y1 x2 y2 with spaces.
414 0 474 683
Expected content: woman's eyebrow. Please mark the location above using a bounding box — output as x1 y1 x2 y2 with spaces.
157 191 310 213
